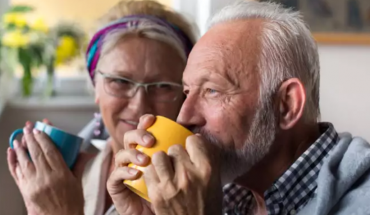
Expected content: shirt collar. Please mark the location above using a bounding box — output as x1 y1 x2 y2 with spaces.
265 122 339 214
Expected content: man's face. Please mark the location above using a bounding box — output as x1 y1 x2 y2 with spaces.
177 20 278 184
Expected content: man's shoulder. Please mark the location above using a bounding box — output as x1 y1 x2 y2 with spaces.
298 136 370 215
338 132 369 143
328 168 370 215
333 132 370 157
300 133 370 214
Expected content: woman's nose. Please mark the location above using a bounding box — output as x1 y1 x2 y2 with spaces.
127 87 153 116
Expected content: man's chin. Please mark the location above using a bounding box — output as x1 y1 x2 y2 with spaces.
220 157 253 185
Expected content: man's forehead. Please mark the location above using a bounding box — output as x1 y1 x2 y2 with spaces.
184 19 264 85
204 19 264 46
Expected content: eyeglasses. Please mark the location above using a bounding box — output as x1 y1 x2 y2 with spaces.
97 71 184 102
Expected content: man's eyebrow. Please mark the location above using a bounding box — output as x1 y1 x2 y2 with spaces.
182 75 210 87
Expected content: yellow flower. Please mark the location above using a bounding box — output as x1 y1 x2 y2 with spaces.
55 36 78 65
31 18 48 32
1 30 30 48
3 13 17 24
14 16 27 28
3 13 27 27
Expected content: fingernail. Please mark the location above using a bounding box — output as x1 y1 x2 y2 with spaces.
23 127 30 134
128 168 139 175
33 129 40 134
137 153 147 162
13 140 19 149
143 134 153 144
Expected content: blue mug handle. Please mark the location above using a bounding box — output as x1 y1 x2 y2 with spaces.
9 129 24 148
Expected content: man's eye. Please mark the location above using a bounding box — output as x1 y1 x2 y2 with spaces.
205 88 218 94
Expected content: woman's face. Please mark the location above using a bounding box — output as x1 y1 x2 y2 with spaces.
95 36 185 152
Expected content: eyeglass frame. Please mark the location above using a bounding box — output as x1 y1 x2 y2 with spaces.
96 70 184 102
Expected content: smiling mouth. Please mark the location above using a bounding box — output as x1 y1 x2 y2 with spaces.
122 119 139 126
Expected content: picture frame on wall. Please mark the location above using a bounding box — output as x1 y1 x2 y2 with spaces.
262 0 370 45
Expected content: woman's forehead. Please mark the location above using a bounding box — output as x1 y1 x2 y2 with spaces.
98 38 185 82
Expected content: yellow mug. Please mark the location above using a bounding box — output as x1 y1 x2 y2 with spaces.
123 116 194 202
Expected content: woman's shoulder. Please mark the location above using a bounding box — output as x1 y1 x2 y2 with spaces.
72 152 97 181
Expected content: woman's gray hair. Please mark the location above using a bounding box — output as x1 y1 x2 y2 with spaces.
100 23 187 63
209 0 320 122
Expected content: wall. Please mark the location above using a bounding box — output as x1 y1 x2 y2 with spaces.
11 0 172 29
319 45 370 140
0 0 8 15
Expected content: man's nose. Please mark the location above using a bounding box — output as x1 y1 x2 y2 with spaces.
177 94 205 130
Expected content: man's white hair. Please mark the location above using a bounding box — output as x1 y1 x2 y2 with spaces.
209 0 320 122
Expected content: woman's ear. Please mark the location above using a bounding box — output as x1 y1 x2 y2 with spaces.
277 78 306 130
94 77 101 104
94 86 100 104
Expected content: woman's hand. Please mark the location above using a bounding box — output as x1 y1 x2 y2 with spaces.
107 115 156 215
7 122 84 215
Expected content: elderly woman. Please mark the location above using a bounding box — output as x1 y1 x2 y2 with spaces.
6 1 197 215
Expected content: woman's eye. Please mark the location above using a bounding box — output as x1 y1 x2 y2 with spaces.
106 77 132 90
113 78 130 85
155 84 173 90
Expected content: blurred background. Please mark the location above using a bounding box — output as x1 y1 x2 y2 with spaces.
0 0 369 214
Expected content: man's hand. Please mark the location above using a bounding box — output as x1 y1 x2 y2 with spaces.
144 134 223 215
7 122 84 215
108 114 223 215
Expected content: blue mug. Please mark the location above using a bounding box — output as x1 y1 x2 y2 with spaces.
9 121 84 168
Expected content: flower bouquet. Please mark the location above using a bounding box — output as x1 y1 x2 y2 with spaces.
0 5 86 97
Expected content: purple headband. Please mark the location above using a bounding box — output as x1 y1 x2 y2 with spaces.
86 14 194 82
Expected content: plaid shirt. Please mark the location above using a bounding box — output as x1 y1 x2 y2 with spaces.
223 123 339 215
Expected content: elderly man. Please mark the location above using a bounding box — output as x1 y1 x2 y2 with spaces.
107 1 370 215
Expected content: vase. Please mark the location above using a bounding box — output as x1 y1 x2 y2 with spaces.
21 62 33 97
43 58 55 98
18 47 34 97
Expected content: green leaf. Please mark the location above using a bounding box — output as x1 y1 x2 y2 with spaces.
6 5 34 13
4 23 17 31
29 44 44 67
18 47 33 73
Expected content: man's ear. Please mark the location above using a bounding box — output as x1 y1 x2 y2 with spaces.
277 78 306 130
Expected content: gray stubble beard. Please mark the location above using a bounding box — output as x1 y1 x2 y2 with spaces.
193 96 277 185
